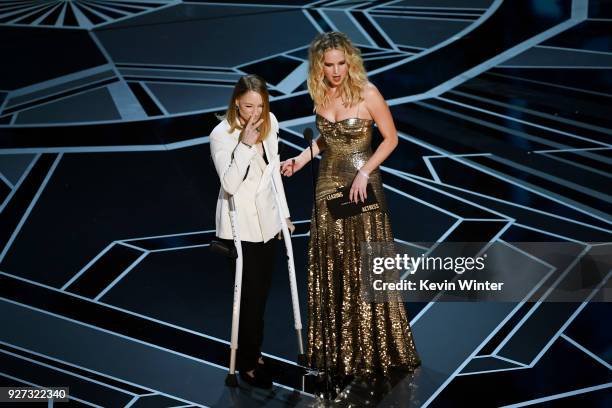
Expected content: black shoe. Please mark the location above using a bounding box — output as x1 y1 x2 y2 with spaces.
257 356 272 371
257 356 280 377
240 367 273 389
255 362 273 383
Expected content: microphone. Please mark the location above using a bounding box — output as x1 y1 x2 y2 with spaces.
303 127 313 144
302 126 331 395
303 127 315 185
303 127 316 214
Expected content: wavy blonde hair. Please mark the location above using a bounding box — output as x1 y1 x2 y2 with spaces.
307 31 367 110
223 74 271 143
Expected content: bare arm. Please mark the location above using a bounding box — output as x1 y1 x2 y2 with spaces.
360 83 398 175
349 83 398 202
296 137 326 164
280 136 326 176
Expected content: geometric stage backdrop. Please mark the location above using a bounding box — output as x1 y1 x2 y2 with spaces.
0 1 610 406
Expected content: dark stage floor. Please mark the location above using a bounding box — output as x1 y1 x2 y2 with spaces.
0 0 610 407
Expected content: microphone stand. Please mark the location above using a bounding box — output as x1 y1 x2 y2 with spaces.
305 130 332 398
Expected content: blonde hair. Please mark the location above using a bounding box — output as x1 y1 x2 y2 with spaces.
307 31 367 110
223 74 271 142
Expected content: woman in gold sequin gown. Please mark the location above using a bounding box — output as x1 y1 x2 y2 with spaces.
281 32 420 378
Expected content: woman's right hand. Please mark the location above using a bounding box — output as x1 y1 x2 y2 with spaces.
281 156 305 177
240 114 264 146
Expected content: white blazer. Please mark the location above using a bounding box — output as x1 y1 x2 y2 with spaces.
210 112 290 243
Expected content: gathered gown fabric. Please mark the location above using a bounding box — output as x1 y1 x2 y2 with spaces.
306 113 421 378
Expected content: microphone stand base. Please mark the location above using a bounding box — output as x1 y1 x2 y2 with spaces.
305 369 353 401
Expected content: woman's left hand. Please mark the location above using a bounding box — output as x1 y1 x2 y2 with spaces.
286 218 296 234
277 218 296 239
350 169 369 203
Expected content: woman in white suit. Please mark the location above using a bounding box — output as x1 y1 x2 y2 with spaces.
210 74 293 389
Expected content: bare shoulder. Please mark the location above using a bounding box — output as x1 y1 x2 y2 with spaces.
363 82 384 104
362 82 387 118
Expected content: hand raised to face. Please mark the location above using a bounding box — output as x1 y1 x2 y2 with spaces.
241 113 264 146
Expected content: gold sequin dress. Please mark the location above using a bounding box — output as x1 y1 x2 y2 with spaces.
306 114 421 378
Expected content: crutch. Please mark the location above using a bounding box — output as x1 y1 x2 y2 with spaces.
225 195 243 387
270 164 306 365
224 163 305 388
